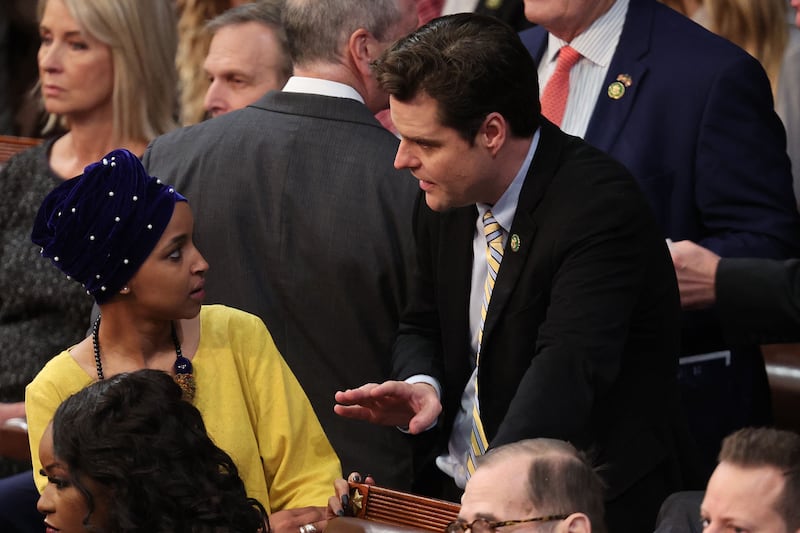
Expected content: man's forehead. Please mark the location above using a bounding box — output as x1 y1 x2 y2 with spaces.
460 457 535 520
390 94 441 132
703 462 787 520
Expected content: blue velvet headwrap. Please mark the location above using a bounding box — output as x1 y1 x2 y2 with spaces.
31 149 187 304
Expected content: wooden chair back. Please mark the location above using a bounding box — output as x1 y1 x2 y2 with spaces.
345 482 460 533
762 343 800 434
0 135 42 166
0 420 31 462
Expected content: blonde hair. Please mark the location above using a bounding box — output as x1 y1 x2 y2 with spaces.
704 0 788 99
38 0 178 143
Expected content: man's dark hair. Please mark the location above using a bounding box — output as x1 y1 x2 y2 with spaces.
373 13 540 143
719 427 800 530
52 369 267 532
479 439 607 533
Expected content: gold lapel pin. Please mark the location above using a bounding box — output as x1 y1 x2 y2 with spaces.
486 0 503 9
510 234 521 252
607 82 625 99
608 73 632 100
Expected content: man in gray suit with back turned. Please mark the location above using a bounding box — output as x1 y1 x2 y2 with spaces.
143 0 420 489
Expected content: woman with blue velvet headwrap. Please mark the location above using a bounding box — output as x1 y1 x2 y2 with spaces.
25 149 341 533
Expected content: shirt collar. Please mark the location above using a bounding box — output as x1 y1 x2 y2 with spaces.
476 127 541 232
545 0 629 68
282 76 365 104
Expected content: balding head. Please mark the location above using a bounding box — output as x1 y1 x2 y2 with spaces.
459 439 606 533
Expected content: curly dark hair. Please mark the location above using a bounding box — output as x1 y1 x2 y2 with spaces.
51 369 267 532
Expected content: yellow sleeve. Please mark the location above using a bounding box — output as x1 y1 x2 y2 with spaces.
25 352 92 492
239 314 342 511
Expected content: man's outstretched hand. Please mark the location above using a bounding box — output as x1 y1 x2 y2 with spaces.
334 381 441 434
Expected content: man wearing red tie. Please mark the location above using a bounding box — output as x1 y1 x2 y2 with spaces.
520 0 800 482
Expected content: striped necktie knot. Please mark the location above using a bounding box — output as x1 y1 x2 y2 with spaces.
480 210 504 335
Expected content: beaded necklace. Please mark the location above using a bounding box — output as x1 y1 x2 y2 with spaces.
91 314 196 401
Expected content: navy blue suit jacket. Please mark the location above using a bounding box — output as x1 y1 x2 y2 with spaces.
521 0 800 258
521 0 800 354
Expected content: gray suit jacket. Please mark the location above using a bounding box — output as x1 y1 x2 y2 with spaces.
143 90 419 489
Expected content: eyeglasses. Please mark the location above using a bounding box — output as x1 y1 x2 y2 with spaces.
445 515 570 533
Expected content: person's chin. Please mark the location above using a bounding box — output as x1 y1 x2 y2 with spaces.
179 300 203 319
423 192 454 213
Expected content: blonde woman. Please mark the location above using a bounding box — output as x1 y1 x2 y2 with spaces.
0 0 177 528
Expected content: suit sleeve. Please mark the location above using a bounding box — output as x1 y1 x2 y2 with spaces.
716 257 800 344
694 54 800 258
391 192 445 384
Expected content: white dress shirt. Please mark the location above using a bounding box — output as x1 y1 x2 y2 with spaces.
537 0 629 137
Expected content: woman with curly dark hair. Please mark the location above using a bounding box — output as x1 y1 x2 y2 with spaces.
38 369 267 532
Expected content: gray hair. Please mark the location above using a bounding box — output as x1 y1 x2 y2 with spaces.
283 0 403 66
206 0 292 82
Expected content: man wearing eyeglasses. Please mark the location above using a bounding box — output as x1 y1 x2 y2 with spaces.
451 439 605 533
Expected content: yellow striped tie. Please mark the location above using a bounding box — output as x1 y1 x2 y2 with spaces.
466 209 504 476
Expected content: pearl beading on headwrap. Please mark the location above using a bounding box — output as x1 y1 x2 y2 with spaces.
31 148 187 304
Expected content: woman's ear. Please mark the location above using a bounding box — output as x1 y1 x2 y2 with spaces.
119 286 130 295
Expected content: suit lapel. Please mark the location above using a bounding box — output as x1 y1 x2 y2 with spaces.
480 122 565 348
523 26 549 64
584 0 653 152
440 206 478 368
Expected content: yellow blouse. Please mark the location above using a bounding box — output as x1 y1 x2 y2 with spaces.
26 305 341 512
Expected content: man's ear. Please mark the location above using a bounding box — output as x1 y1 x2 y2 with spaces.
479 112 507 157
347 28 377 77
561 512 591 533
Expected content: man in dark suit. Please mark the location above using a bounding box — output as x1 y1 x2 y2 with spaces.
143 0 420 489
670 239 800 345
519 0 800 476
335 14 692 533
